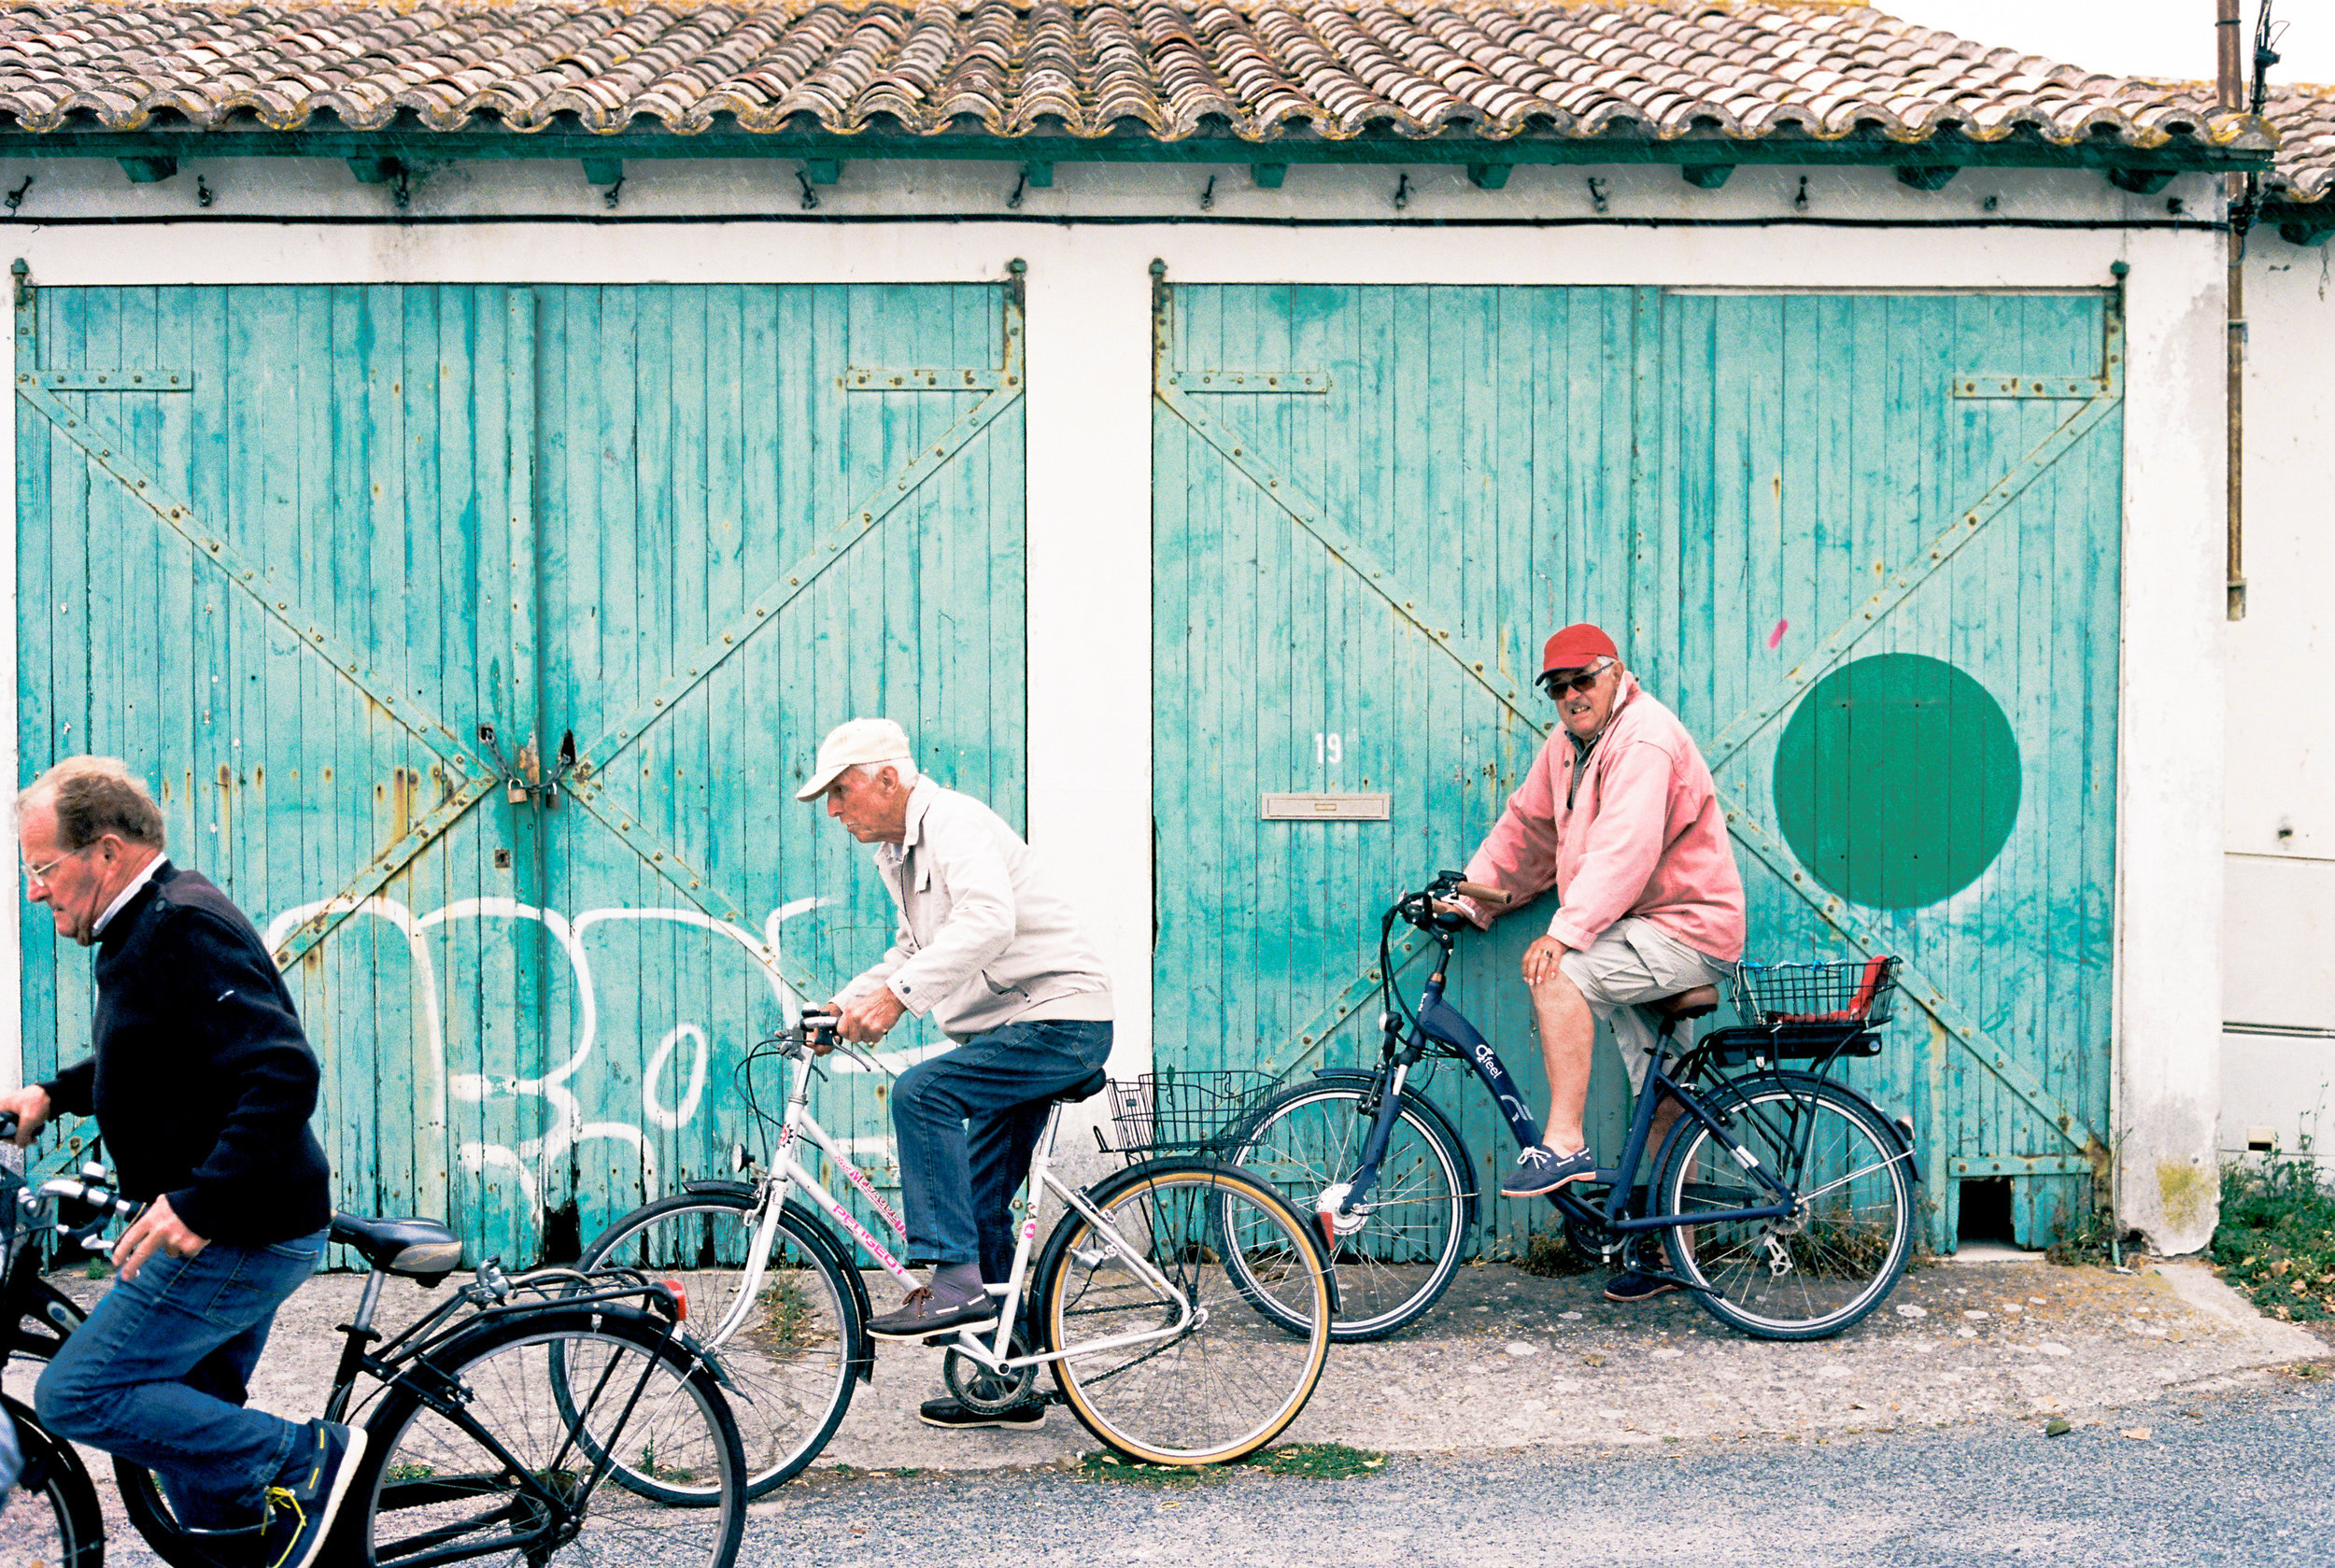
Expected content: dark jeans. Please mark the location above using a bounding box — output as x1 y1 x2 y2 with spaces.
36 1228 324 1527
891 1019 1113 1281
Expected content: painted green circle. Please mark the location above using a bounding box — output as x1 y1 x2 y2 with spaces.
1772 653 2020 911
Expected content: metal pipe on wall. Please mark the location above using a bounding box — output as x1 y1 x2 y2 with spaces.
2222 0 2247 621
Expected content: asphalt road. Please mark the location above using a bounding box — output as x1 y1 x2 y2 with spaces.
735 1374 2335 1568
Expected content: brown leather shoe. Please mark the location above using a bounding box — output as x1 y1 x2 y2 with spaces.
868 1285 1001 1341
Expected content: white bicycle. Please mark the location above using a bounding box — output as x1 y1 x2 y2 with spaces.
578 1017 1335 1481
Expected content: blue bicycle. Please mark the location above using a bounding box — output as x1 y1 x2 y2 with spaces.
1231 871 1920 1341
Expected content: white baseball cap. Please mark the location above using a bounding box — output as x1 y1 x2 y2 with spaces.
796 717 913 801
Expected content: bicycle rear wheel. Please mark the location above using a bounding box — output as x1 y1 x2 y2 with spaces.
1229 1081 1470 1341
2 1395 103 1568
1037 1161 1332 1466
356 1306 744 1568
1654 1075 1915 1340
577 1193 857 1496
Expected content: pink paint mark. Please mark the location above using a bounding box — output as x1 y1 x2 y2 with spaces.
1767 619 1790 651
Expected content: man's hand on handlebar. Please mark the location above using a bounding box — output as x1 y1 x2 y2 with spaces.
1429 879 1513 932
833 986 906 1045
0 1083 49 1147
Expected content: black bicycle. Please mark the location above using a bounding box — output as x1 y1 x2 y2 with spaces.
1 1112 748 1568
1230 871 1920 1342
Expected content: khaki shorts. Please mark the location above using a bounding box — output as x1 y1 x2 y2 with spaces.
1557 917 1734 1095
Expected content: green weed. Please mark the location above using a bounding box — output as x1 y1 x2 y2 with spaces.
2212 1157 2335 1322
1511 1227 1594 1278
1243 1443 1389 1479
1076 1442 1391 1485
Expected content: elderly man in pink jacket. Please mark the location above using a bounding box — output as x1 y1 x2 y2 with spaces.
1451 623 1747 1304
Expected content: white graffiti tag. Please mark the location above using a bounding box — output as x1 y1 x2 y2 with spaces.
262 895 942 1224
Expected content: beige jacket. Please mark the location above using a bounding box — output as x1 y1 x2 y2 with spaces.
838 778 1113 1038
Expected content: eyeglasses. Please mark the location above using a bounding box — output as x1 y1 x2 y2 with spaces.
1538 659 1612 699
21 844 89 887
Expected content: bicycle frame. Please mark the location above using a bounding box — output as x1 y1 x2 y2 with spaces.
720 1043 1196 1377
1336 929 1797 1237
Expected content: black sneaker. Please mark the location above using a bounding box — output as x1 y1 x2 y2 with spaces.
868 1286 1001 1341
1603 1270 1680 1304
257 1420 368 1568
918 1396 1045 1432
1499 1143 1595 1198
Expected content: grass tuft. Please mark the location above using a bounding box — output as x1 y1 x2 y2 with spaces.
1513 1228 1593 1278
2212 1157 2335 1322
1077 1443 1391 1485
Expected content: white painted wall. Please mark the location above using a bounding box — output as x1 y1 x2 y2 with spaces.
2222 233 2335 1165
0 159 2229 1245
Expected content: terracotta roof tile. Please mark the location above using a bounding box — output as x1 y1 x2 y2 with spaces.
0 0 2271 162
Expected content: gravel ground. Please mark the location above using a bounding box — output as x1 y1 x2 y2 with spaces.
13 1252 2328 1565
737 1372 2335 1568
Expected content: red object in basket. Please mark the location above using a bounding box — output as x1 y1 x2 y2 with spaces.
1772 955 1892 1024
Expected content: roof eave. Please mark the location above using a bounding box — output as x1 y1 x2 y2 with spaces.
0 118 2276 177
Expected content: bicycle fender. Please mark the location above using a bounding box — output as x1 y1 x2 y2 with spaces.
1305 1070 1483 1218
1663 1072 1924 1185
681 1179 757 1199
778 1198 878 1382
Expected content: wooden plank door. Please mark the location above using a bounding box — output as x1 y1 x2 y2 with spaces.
13 279 1029 1264
1152 282 1639 1250
13 282 531 1231
1152 282 2124 1255
1639 290 2123 1249
528 282 1027 1257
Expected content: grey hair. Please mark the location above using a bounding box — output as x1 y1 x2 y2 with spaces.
851 757 918 788
17 756 167 850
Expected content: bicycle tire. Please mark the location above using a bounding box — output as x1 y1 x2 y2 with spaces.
3 1393 104 1568
354 1304 745 1568
1035 1160 1332 1465
1229 1080 1472 1340
1653 1074 1915 1340
576 1192 857 1496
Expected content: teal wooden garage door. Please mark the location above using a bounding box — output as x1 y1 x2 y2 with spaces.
1153 282 2122 1252
14 279 1026 1263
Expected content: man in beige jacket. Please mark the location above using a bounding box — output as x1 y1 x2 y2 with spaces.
802 719 1112 1427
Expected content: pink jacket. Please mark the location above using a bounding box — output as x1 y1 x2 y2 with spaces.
1461 673 1747 962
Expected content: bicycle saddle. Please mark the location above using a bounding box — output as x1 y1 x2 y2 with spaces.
1052 1068 1110 1105
330 1212 464 1280
1648 985 1720 1022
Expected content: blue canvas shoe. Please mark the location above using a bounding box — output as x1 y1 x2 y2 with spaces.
1499 1143 1595 1198
258 1420 368 1568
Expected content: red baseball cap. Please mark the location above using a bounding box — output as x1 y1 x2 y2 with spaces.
1540 623 1619 677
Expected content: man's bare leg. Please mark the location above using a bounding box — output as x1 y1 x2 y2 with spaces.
1527 968 1597 1154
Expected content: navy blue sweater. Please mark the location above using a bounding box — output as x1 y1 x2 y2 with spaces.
40 861 332 1245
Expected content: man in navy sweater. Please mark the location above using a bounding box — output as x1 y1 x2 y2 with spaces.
1 757 360 1568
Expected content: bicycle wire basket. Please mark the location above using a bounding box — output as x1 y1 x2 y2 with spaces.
1106 1070 1281 1156
1732 955 1901 1028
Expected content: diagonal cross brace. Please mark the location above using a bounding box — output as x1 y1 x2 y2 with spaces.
269 772 500 969
576 309 1026 779
1704 386 2122 773
1261 928 1430 1083
1721 803 2098 1155
562 776 836 1006
1154 380 1545 733
13 379 477 772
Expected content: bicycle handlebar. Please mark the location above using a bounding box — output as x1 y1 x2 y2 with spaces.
1451 881 1511 908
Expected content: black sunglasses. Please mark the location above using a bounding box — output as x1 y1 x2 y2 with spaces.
1537 660 1611 699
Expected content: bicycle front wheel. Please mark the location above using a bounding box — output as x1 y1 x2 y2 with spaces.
1231 1081 1471 1340
356 1306 744 1568
2 1395 103 1568
578 1193 857 1495
1655 1076 1915 1340
1038 1161 1332 1466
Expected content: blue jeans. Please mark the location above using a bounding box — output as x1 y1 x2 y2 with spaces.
36 1228 324 1528
892 1020 1112 1280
